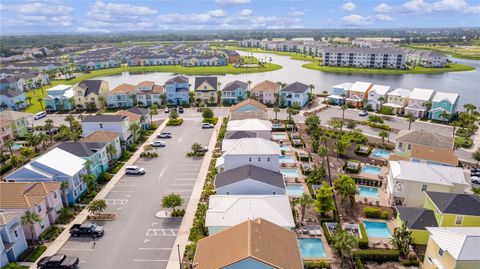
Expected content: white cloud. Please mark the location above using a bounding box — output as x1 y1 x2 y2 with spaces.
89 1 157 16
238 9 253 16
287 8 305 16
401 0 432 13
342 2 356 11
2 1 73 15
342 14 371 26
375 14 394 21
208 9 226 17
374 3 392 13
1 1 74 27
214 0 251 4
400 0 479 14
432 0 467 11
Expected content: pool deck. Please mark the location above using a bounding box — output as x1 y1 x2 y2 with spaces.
296 227 333 261
358 164 387 181
360 218 397 249
356 184 389 207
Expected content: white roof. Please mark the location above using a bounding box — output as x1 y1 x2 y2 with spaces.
388 88 411 98
47 84 72 92
409 88 435 101
227 119 272 132
332 82 353 90
389 161 467 186
206 195 295 228
33 148 86 177
223 138 280 156
370 84 391 95
222 139 237 152
432 91 459 103
349 81 372 93
426 227 480 261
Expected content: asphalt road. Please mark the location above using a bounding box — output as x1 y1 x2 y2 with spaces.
57 119 214 269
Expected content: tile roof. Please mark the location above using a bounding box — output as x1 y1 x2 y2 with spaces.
250 80 279 93
0 182 60 209
389 161 467 186
396 129 454 150
114 110 141 122
0 212 18 225
136 81 155 88
193 218 303 269
425 192 480 216
229 98 267 113
194 76 218 91
110 83 135 94
77 80 104 96
215 164 285 189
0 110 32 121
426 227 480 261
410 144 458 166
165 75 188 84
280 81 309 93
81 130 119 143
82 114 126 123
222 80 247 92
396 206 437 230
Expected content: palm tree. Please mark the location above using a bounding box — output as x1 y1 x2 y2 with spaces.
26 133 40 151
334 175 356 211
26 96 33 106
60 181 70 207
440 110 450 122
247 80 252 91
332 228 358 268
308 84 315 98
464 103 477 114
333 140 349 159
273 106 280 121
340 105 348 132
322 90 328 105
22 211 41 241
129 122 141 142
98 95 106 109
38 132 48 150
37 97 44 111
377 96 385 110
81 173 97 192
3 137 14 156
297 193 313 224
379 130 389 145
320 136 332 185
65 115 76 131
44 119 54 143
390 221 412 257
327 119 342 132
346 119 356 132
406 113 415 130
106 143 117 161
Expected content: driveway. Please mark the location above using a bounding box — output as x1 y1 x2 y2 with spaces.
57 119 214 269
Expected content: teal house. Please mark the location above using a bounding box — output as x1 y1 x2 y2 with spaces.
45 85 75 111
221 80 248 105
57 142 109 178
428 91 459 122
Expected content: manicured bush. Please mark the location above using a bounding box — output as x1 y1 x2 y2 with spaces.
184 242 197 261
322 222 334 244
354 145 372 156
202 117 218 125
188 203 208 242
39 226 64 242
353 249 400 263
3 263 29 269
167 118 184 126
171 209 185 217
364 207 389 219
24 245 47 262
355 257 365 269
401 259 420 266
303 260 331 269
358 223 369 249
55 208 75 224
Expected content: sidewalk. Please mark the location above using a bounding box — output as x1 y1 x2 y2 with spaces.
30 120 168 269
165 118 222 269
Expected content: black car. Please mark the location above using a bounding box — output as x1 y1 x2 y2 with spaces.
70 223 104 237
37 254 79 269
178 107 184 113
46 127 59 135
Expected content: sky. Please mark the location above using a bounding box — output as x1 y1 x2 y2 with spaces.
1 0 479 34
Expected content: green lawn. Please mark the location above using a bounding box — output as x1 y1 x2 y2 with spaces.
222 46 321 63
302 62 475 74
406 44 480 60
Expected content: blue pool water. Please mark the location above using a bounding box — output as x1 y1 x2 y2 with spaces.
272 134 287 140
371 149 391 159
279 155 295 164
298 238 327 258
286 184 305 196
364 221 392 238
279 145 291 152
362 165 381 175
11 143 23 150
358 186 379 198
281 168 299 178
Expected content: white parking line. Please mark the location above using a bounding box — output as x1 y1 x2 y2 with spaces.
138 248 172 250
172 178 196 181
145 229 178 236
105 199 128 205
133 259 168 262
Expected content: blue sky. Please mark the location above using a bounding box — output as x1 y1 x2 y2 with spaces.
1 0 479 33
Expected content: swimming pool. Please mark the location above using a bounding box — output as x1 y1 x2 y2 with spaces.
11 143 23 150
272 133 287 140
364 221 392 238
362 165 381 175
279 155 295 164
298 238 327 258
286 184 305 196
281 168 299 178
279 145 291 152
358 186 379 198
371 149 391 159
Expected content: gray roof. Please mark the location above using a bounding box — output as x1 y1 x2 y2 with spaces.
127 107 149 116
426 192 480 216
194 76 217 91
396 207 438 230
82 115 126 122
165 75 188 84
57 142 95 157
0 76 19 83
224 131 257 140
215 164 284 189
396 129 454 150
77 80 103 96
280 82 309 93
0 89 24 97
222 80 247 92
324 46 405 55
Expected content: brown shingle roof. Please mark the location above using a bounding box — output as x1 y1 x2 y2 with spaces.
81 130 119 143
0 182 60 209
396 130 454 150
110 83 135 94
410 144 458 165
193 218 303 269
0 212 18 225
114 110 141 122
136 81 155 88
250 80 279 93
230 99 268 113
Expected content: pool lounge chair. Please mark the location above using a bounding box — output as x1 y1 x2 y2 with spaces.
314 225 322 236
308 227 316 236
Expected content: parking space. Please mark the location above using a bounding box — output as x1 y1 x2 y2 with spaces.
57 120 214 269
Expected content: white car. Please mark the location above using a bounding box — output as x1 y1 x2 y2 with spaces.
358 111 368 117
151 140 166 147
34 111 47 120
472 176 480 184
125 166 145 175
202 123 214 129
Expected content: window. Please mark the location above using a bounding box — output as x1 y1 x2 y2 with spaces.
248 157 252 162
80 184 83 191
455 215 464 225
40 220 45 229
77 90 82 95
13 229 19 238
74 189 77 197
438 248 444 257
37 205 42 213
99 123 103 128
421 185 428 192
267 157 270 162
91 97 95 101
53 192 57 199
398 142 403 149
258 157 261 162
407 144 412 150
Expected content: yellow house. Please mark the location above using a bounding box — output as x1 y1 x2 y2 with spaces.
424 227 480 269
194 77 217 105
73 80 109 110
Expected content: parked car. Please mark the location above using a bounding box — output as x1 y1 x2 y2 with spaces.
164 108 170 113
358 111 368 117
125 166 145 175
472 176 480 184
34 111 47 120
46 127 59 135
151 140 166 147
37 254 79 269
70 223 104 237
157 132 172 139
178 107 184 113
202 123 214 129
198 145 209 152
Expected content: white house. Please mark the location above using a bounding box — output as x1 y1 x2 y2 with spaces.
81 115 132 144
215 164 285 195
366 84 391 111
223 119 273 150
216 138 280 173
387 161 469 207
383 88 411 114
279 82 310 107
404 88 435 118
205 195 295 234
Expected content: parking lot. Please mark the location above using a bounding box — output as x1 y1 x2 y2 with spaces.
57 119 214 269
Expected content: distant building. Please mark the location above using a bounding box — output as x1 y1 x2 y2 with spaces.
323 47 406 69
407 49 448 68
0 89 26 111
240 39 261 48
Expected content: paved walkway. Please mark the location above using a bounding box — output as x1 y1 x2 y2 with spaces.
165 118 222 269
30 120 168 269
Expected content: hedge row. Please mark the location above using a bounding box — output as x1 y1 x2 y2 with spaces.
358 223 369 249
353 249 400 263
364 207 389 219
304 260 331 269
166 118 184 126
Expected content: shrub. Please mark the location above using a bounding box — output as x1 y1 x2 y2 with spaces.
167 118 184 126
400 259 420 266
303 260 331 269
185 242 197 261
39 226 64 242
3 263 29 269
364 207 389 219
202 117 218 125
355 257 365 269
380 211 389 219
56 208 75 224
171 209 185 217
322 222 334 244
353 249 400 263
358 223 369 249
354 145 372 156
98 172 112 183
189 203 208 242
25 245 47 262
108 162 123 174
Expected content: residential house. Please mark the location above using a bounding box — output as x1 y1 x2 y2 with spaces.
226 119 272 141
215 164 285 195
221 80 247 105
404 88 435 118
57 142 109 178
227 51 240 64
279 82 310 107
81 131 121 161
249 80 279 105
127 107 151 129
229 99 269 120
194 77 218 105
0 120 14 148
0 77 20 91
387 161 468 207
366 84 392 111
73 80 109 110
424 192 480 228
193 218 303 269
81 115 132 144
45 84 75 111
0 182 63 240
0 89 26 111
216 138 280 173
0 110 32 138
424 227 480 269
114 110 141 141
396 206 438 245
164 76 190 105
391 130 458 166
206 195 294 234
0 213 28 267
107 83 136 108
428 91 460 122
345 81 373 108
5 148 87 204
383 88 411 114
135 81 163 107
328 82 353 105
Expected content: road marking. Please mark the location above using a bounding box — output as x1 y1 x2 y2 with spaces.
133 259 168 262
158 167 165 178
170 183 194 186
105 199 128 205
172 178 196 181
138 248 172 250
145 229 178 236
62 248 95 251
110 190 135 193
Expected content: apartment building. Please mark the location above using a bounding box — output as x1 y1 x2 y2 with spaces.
323 47 406 69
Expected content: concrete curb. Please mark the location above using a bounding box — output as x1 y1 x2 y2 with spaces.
165 118 222 269
29 120 168 269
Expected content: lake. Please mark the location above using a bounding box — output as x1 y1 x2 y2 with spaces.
96 51 480 109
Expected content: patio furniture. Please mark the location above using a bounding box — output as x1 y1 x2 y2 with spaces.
314 225 322 236
363 198 368 203
375 200 380 206
308 227 315 236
